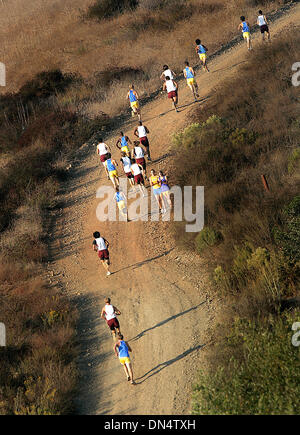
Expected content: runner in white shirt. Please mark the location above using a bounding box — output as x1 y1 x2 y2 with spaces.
130 159 147 197
133 121 151 161
92 231 111 276
160 65 176 81
101 297 121 339
96 138 111 179
163 76 179 112
257 10 270 42
131 141 148 180
120 152 135 187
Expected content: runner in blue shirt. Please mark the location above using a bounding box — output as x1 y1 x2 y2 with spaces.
238 16 252 51
114 334 135 385
195 39 209 72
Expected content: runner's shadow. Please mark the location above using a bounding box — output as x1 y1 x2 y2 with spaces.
135 344 205 384
113 249 174 274
178 95 211 110
129 301 206 343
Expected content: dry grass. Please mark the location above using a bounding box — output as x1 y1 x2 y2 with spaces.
1 0 284 107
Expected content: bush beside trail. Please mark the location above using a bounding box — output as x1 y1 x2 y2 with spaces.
170 30 300 414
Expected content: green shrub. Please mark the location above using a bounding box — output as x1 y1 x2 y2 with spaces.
274 196 300 264
192 311 300 415
288 147 300 175
195 227 222 254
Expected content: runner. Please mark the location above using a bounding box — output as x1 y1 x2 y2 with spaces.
195 39 209 72
114 334 135 385
257 10 271 42
160 64 176 81
130 158 147 197
92 231 111 276
101 297 121 339
162 76 179 112
149 169 164 214
116 132 132 157
114 186 128 220
120 152 135 188
127 84 141 121
132 141 147 180
104 153 119 189
238 16 252 51
183 61 199 101
134 121 151 161
159 170 172 210
96 138 111 180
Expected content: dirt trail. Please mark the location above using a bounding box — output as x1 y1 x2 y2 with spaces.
47 5 300 415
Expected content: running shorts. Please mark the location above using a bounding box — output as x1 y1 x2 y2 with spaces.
109 169 118 179
125 171 134 179
153 187 161 195
187 78 195 86
139 136 149 147
134 174 144 185
168 90 177 99
100 153 108 163
107 317 120 331
136 157 146 170
243 32 250 39
119 357 130 365
199 53 206 61
117 200 126 210
260 24 269 33
131 101 139 110
98 249 109 261
121 145 130 155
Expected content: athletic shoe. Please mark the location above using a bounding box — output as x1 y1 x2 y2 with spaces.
106 271 111 276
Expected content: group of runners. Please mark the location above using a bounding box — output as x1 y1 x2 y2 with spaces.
239 10 271 51
93 11 272 384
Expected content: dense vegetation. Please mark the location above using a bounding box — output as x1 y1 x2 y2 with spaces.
171 31 300 414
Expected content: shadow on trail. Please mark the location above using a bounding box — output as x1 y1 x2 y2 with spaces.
129 301 206 343
135 344 205 384
178 95 211 111
212 60 247 74
113 248 174 274
73 293 111 415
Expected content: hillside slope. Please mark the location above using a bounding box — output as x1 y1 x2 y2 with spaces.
47 4 300 415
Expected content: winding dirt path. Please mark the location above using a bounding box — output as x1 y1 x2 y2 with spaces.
47 4 300 415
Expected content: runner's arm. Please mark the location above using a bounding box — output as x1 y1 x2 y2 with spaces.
116 139 121 149
125 341 132 352
126 136 133 145
114 342 119 356
133 127 139 137
101 307 106 319
145 126 149 134
92 240 97 252
171 70 176 77
264 15 268 25
113 306 121 315
103 238 109 248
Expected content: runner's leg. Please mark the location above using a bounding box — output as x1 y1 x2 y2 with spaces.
126 362 134 384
